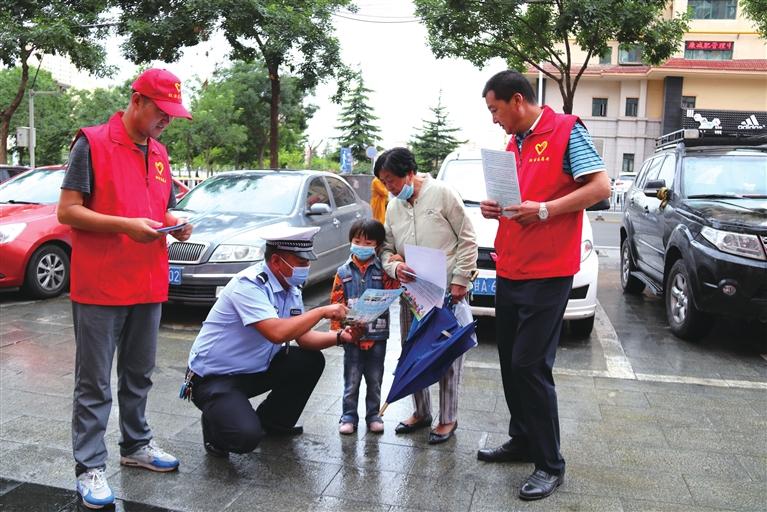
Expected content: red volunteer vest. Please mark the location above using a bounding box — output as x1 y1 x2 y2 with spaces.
494 106 584 280
70 112 172 305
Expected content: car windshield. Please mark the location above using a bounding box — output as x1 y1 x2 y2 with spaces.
176 173 303 215
440 159 486 203
683 155 767 198
0 168 64 204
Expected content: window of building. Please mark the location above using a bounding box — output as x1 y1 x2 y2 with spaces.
599 48 612 65
688 0 736 19
592 98 608 117
684 48 733 60
618 45 643 65
681 96 697 109
625 97 639 117
622 154 635 173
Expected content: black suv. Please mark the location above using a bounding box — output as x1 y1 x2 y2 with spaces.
620 129 767 340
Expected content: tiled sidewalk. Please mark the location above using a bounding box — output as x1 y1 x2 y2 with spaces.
1 295 765 511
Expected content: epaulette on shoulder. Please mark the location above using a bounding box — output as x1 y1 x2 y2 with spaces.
256 272 268 284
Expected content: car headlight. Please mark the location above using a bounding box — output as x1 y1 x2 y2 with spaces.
581 239 594 262
0 223 26 244
701 227 766 261
209 244 265 262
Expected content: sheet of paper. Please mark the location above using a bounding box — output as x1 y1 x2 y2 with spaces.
346 288 402 325
402 244 447 319
481 148 521 217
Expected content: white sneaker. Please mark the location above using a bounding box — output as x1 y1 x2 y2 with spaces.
120 441 179 472
76 468 114 509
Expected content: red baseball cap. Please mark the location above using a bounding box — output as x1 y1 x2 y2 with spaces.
131 68 192 120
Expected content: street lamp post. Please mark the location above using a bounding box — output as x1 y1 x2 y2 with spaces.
28 89 59 168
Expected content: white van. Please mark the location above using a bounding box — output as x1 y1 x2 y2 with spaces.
436 149 599 337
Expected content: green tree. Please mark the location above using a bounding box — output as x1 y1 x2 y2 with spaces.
0 0 112 163
0 67 75 166
70 82 132 131
410 94 465 176
212 61 317 168
162 79 247 176
335 72 381 166
413 0 688 114
114 0 353 169
741 0 767 38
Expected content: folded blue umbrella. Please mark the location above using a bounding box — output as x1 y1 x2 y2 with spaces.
380 296 477 415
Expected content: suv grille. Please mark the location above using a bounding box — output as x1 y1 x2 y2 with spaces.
168 242 208 263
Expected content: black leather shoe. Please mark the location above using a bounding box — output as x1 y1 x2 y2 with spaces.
201 417 228 458
263 424 304 437
477 439 531 462
518 469 564 501
428 422 457 445
394 415 432 434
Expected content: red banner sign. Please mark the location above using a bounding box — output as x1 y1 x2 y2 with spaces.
685 41 733 51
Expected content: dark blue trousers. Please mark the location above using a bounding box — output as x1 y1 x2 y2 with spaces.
495 275 572 475
191 346 324 454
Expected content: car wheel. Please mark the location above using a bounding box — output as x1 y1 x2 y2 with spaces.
569 316 595 338
665 259 712 340
620 239 645 294
23 244 70 299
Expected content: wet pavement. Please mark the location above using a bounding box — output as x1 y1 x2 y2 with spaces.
1 246 766 511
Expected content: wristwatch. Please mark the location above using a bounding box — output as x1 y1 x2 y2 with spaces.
336 330 343 346
538 202 549 221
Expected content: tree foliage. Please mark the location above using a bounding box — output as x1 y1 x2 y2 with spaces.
162 79 247 175
0 67 74 166
114 0 353 168
740 0 767 38
209 61 316 168
410 94 465 176
0 0 113 163
413 0 688 113
335 72 381 165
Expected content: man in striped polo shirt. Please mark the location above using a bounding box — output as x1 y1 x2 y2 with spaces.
476 70 611 501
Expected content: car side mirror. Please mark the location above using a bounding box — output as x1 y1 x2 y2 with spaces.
644 179 666 197
307 203 331 215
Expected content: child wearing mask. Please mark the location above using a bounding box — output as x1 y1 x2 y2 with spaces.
330 219 400 434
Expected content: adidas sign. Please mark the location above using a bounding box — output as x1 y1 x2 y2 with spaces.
737 115 765 130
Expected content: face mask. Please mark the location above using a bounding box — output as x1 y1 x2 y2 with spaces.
397 181 414 201
279 256 310 287
350 244 376 261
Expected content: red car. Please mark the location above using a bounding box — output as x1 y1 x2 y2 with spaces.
0 165 190 299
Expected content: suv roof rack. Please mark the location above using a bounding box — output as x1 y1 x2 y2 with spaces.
655 128 767 150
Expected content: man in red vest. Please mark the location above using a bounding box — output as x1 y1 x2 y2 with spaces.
476 70 610 501
58 68 193 509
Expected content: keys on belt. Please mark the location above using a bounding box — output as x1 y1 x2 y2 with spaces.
178 367 197 401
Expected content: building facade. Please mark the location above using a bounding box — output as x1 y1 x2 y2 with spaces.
529 0 767 178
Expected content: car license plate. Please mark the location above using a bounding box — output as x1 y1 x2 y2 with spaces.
169 266 183 285
473 277 496 296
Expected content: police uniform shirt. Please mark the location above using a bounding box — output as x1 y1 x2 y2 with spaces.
187 262 304 377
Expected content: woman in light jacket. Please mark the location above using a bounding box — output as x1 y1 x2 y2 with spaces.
376 147 478 444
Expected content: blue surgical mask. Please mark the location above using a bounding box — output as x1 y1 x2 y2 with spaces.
397 181 414 201
279 256 310 287
350 243 376 261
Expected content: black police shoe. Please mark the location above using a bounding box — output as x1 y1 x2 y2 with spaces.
201 417 228 458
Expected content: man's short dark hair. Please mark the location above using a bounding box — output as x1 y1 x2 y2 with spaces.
482 70 536 104
373 147 417 179
348 218 386 245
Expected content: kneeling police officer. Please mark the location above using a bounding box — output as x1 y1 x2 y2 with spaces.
185 226 360 457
